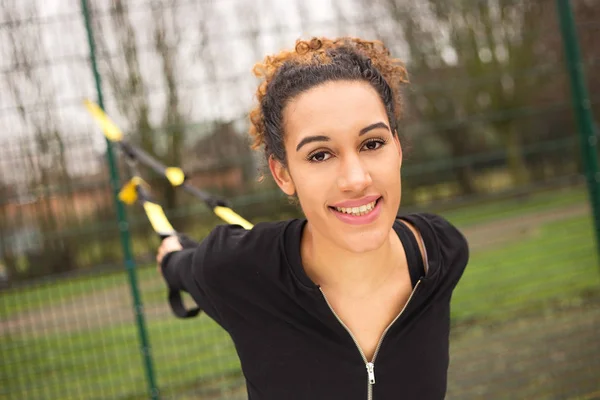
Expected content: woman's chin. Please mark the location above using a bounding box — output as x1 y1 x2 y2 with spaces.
336 228 390 254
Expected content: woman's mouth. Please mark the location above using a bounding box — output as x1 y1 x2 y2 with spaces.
329 197 383 225
332 198 379 216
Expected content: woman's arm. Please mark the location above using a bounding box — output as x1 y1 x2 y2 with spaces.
156 231 229 325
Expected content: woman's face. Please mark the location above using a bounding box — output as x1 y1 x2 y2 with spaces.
269 80 403 254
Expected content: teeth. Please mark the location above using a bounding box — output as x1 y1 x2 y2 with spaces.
334 200 378 216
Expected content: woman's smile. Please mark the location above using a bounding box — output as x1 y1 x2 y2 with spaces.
329 196 384 225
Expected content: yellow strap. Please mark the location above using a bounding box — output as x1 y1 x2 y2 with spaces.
118 177 140 205
213 206 254 230
118 177 151 205
143 202 176 235
84 99 252 233
165 167 185 186
83 99 124 142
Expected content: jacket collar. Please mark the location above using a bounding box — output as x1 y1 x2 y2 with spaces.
282 218 321 292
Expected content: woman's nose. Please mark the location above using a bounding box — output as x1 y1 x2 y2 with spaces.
337 155 373 193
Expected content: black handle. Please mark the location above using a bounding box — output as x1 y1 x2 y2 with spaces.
168 289 201 319
158 233 202 319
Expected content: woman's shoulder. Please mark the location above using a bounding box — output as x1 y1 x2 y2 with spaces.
396 212 469 280
201 218 298 266
196 219 301 298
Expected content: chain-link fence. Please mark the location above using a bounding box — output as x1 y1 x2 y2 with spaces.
1 0 599 399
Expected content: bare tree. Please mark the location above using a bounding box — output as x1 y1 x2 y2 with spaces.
1 1 75 278
151 0 185 209
365 0 551 191
91 0 155 154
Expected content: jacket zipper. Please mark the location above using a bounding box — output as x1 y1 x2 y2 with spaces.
320 280 421 400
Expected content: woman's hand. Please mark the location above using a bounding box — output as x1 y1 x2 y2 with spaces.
156 236 183 274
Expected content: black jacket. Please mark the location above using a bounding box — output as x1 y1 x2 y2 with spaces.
161 213 469 400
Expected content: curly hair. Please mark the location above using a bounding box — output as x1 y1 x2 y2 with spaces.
249 36 409 167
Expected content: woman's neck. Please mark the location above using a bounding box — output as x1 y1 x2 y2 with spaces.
301 223 403 298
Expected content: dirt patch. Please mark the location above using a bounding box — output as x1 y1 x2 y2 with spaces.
447 295 600 399
0 278 176 336
459 203 589 250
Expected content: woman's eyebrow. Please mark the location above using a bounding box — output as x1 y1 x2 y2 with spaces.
295 121 390 152
296 135 329 152
359 121 389 136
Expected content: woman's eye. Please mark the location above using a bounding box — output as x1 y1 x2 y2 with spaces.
308 151 331 163
363 139 385 151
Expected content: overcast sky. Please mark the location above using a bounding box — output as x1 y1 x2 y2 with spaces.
0 0 398 184
0 0 437 187
0 0 384 134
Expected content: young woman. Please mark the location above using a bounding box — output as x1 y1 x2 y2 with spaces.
157 37 469 400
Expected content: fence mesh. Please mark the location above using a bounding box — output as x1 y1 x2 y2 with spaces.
1 0 599 399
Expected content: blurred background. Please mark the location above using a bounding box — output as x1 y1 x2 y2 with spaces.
0 0 599 399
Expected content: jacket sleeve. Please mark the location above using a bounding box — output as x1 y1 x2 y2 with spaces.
160 225 246 328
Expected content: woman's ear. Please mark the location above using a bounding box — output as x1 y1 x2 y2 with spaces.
268 155 296 196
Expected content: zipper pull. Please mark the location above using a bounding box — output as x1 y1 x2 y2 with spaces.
366 362 375 384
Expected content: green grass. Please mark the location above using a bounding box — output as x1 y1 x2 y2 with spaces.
0 266 160 319
451 214 599 324
439 185 586 227
0 315 241 400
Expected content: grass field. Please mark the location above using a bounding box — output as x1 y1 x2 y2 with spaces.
440 184 586 227
1 317 242 400
452 214 598 322
1 186 597 400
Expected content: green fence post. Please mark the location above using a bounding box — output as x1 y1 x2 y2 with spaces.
556 0 600 260
80 1 160 399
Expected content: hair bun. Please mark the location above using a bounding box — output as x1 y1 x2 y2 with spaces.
295 41 310 55
309 38 322 50
295 38 323 55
